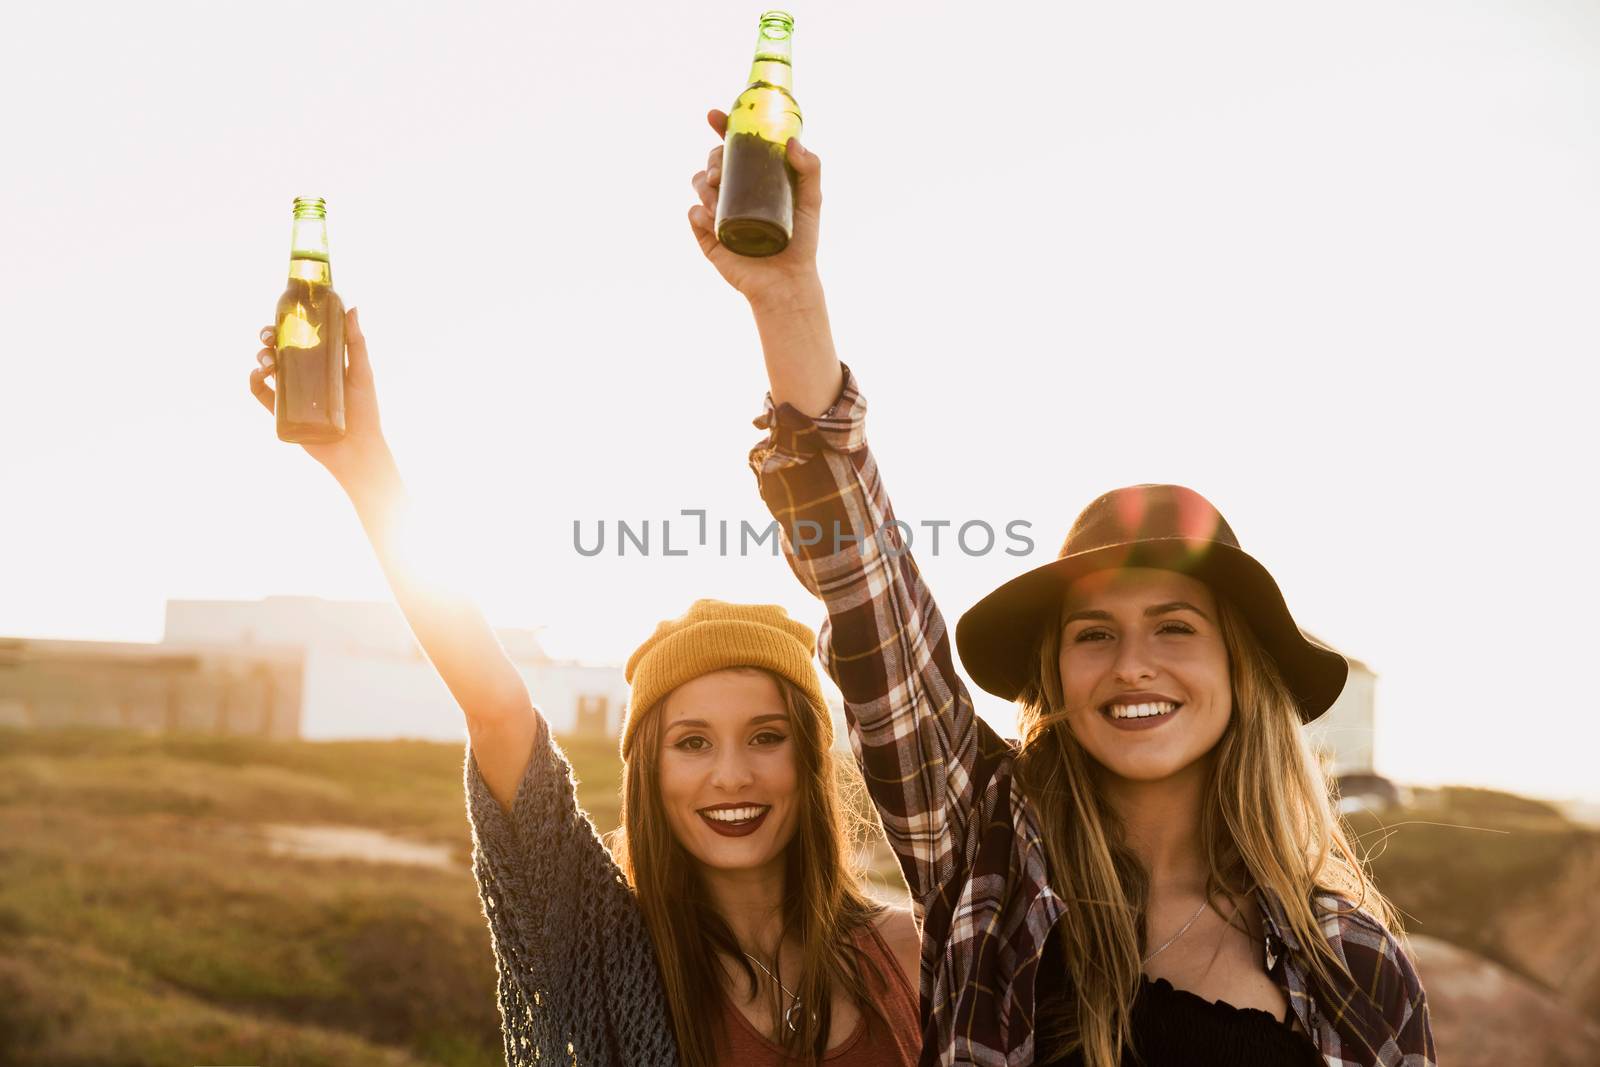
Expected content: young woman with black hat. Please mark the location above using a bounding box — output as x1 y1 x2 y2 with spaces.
247 318 923 1067
687 111 1435 1067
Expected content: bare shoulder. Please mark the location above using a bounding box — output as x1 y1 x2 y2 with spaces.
873 906 923 989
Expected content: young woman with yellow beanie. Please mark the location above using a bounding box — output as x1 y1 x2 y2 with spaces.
248 319 921 1067
616 599 920 1067
686 111 1434 1067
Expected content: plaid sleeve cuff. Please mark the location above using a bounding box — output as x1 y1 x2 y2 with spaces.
749 363 868 474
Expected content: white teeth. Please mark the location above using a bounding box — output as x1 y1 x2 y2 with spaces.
702 806 768 823
1109 702 1177 720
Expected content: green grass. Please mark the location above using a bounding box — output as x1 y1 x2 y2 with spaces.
0 726 633 1067
0 935 435 1067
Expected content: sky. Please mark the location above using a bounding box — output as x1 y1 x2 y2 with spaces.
1 1 1596 801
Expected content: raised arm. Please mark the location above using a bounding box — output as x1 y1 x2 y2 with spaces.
249 310 535 813
249 310 676 1065
688 113 1009 905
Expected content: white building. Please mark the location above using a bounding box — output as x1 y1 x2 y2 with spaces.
1302 649 1377 777
163 597 628 742
3 597 1378 774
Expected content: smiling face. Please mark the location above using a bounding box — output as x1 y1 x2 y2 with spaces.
1056 567 1233 784
655 668 802 876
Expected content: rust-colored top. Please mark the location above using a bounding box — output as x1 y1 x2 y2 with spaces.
718 923 920 1066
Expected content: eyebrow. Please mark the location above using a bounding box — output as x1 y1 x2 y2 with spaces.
665 713 790 731
1062 601 1211 625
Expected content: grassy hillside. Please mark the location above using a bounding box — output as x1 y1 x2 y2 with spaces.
0 725 629 1067
3 727 1593 1066
1351 786 1600 1019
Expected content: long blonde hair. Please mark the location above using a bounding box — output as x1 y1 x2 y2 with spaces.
615 669 889 1067
1016 595 1401 1066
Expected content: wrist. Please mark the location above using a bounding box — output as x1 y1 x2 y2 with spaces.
330 439 401 502
745 271 841 419
745 270 826 321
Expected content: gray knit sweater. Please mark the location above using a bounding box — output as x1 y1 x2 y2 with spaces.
463 717 679 1067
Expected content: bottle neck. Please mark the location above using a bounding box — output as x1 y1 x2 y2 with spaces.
288 217 332 285
746 54 792 89
746 16 793 89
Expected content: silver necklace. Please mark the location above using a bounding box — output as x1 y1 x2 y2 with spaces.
743 951 804 1034
1142 899 1208 966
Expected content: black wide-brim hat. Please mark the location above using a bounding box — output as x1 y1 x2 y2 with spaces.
954 484 1347 722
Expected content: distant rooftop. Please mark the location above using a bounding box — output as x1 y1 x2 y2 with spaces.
161 597 549 664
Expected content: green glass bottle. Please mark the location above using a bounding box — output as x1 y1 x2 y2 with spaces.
273 197 346 443
715 11 803 257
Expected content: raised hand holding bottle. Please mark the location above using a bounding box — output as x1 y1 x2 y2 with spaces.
272 197 346 443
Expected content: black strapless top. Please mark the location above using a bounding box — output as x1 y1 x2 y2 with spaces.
1034 940 1324 1066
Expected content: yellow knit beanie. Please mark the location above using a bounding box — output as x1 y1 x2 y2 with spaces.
620 599 830 759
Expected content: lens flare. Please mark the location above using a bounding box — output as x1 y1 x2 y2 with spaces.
277 303 322 350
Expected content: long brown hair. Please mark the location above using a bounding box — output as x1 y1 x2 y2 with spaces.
615 668 890 1067
1016 595 1402 1067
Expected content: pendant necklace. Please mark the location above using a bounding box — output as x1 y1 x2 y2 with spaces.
743 951 805 1034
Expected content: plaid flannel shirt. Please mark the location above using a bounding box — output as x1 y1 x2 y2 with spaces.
748 366 1436 1067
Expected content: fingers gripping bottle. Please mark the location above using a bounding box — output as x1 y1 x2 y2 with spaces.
274 197 346 443
715 11 803 257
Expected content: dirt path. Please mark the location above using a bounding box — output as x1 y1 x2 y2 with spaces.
260 822 458 872
1410 935 1600 1067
